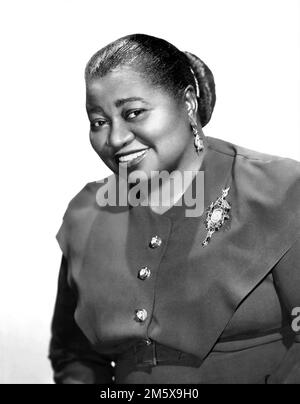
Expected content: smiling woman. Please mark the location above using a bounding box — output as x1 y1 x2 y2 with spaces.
49 33 300 384
85 65 203 182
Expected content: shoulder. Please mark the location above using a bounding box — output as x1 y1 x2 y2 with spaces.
206 136 300 237
62 174 115 218
207 134 300 165
56 174 116 257
207 135 300 199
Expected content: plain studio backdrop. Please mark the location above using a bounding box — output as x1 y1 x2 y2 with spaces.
0 0 299 384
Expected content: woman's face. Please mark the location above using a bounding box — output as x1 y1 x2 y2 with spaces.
86 66 193 181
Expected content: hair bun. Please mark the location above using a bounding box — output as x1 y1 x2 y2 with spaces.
183 51 216 127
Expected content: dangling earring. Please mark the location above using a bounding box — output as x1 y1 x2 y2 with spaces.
187 107 204 155
191 124 204 155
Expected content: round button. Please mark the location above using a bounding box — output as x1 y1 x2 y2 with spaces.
149 235 162 249
144 338 152 346
135 309 148 322
138 266 151 280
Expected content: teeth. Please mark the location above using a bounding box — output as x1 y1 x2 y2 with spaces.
118 149 148 163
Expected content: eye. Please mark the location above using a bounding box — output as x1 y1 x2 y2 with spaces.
90 120 107 130
126 109 145 120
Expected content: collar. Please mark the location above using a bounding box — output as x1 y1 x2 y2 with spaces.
127 135 235 223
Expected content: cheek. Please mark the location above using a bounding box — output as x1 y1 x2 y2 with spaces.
89 131 107 154
142 109 186 142
153 116 189 151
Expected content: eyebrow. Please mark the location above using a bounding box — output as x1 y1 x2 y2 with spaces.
115 97 149 108
87 97 149 113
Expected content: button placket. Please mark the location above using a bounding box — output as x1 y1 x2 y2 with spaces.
134 235 163 325
134 237 163 327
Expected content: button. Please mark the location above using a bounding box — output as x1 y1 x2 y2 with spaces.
138 266 151 280
144 338 152 346
135 309 148 322
149 235 162 249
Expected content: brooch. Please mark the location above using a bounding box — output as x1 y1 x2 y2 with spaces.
202 187 231 247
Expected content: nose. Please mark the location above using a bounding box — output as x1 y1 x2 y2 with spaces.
106 120 135 149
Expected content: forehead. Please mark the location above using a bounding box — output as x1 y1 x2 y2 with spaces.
87 67 154 98
85 66 176 109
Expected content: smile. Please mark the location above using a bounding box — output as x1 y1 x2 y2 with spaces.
116 148 150 167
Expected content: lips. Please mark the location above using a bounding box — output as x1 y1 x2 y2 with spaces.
115 148 150 165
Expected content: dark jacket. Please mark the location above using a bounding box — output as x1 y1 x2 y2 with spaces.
49 135 300 384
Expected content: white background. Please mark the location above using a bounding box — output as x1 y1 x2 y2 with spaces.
1 0 299 383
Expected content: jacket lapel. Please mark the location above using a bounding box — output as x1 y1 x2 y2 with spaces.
147 137 300 360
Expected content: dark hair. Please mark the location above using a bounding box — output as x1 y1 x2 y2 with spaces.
85 33 216 127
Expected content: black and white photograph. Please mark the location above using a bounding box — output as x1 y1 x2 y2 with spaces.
1 0 300 385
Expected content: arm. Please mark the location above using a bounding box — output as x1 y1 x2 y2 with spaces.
49 255 115 384
266 235 300 384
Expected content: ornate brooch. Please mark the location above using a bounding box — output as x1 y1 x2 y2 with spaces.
202 187 231 247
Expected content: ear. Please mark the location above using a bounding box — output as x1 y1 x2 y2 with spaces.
183 85 198 125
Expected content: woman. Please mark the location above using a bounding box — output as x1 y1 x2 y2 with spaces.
49 33 300 384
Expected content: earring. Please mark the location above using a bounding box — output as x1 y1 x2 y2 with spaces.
187 107 204 155
191 124 204 155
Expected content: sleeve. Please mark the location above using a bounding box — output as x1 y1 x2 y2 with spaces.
266 234 300 384
48 254 115 384
56 218 68 259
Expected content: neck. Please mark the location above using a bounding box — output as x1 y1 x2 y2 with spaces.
148 135 207 211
